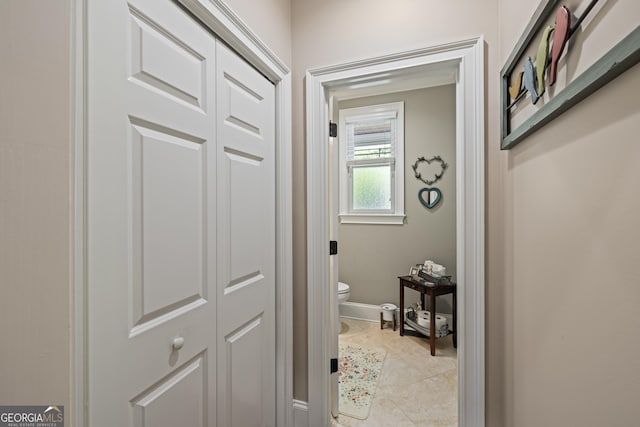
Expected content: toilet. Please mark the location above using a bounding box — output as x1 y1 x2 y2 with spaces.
338 281 351 304
337 282 351 334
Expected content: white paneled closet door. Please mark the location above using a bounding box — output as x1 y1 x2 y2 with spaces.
215 40 276 427
87 0 276 425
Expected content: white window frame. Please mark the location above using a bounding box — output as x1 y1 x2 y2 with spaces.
338 102 405 225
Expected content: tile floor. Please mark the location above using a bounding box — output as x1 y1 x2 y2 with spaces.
332 318 457 427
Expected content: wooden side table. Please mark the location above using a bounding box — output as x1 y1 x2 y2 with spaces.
398 275 457 356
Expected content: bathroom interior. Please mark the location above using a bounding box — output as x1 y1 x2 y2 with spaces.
330 83 459 426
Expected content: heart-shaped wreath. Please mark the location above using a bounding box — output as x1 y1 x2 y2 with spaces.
412 155 448 185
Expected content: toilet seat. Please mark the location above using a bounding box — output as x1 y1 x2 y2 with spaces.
338 281 350 294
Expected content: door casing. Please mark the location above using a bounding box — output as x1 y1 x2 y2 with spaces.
71 0 293 425
305 37 485 427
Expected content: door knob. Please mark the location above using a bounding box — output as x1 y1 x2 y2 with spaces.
172 336 185 350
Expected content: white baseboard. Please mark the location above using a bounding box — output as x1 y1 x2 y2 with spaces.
339 301 453 327
339 302 380 322
292 399 308 427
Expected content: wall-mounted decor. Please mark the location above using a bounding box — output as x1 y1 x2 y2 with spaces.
412 155 448 185
418 187 441 209
501 0 640 150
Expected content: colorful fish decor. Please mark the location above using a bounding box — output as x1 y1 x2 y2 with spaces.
509 71 524 101
523 57 539 104
536 25 554 96
506 4 591 108
549 6 571 86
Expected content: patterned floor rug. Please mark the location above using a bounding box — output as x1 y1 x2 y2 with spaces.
338 344 387 420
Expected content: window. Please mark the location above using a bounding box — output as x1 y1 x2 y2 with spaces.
338 102 404 224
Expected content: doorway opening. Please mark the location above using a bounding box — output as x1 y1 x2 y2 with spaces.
306 38 485 427
332 85 458 425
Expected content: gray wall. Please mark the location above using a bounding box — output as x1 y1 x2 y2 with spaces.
337 86 456 312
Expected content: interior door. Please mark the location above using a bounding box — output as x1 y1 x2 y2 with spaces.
215 41 276 427
87 1 276 426
87 1 216 425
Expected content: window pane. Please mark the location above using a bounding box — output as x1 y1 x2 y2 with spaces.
352 165 391 210
347 119 396 160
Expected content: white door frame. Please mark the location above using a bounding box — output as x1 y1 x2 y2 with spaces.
306 37 485 427
72 0 293 425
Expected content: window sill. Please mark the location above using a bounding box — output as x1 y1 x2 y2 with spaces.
339 213 405 225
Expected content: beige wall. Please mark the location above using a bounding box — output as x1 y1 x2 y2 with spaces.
497 1 640 425
291 0 502 403
224 0 292 66
4 1 639 425
337 86 456 311
0 0 71 410
293 2 640 421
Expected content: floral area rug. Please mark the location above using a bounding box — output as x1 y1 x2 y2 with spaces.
338 344 387 420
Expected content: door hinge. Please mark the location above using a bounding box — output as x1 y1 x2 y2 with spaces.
330 240 338 255
329 121 337 138
330 358 338 374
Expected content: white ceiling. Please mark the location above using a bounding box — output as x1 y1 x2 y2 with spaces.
328 59 459 101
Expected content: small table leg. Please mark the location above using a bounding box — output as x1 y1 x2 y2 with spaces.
392 312 397 331
399 281 405 336
429 292 436 356
452 289 457 348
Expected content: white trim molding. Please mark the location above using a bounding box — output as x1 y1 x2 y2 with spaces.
306 37 485 427
75 0 293 425
178 0 288 82
338 101 405 223
339 302 453 328
71 1 86 426
292 399 309 427
339 302 382 322
338 213 405 225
